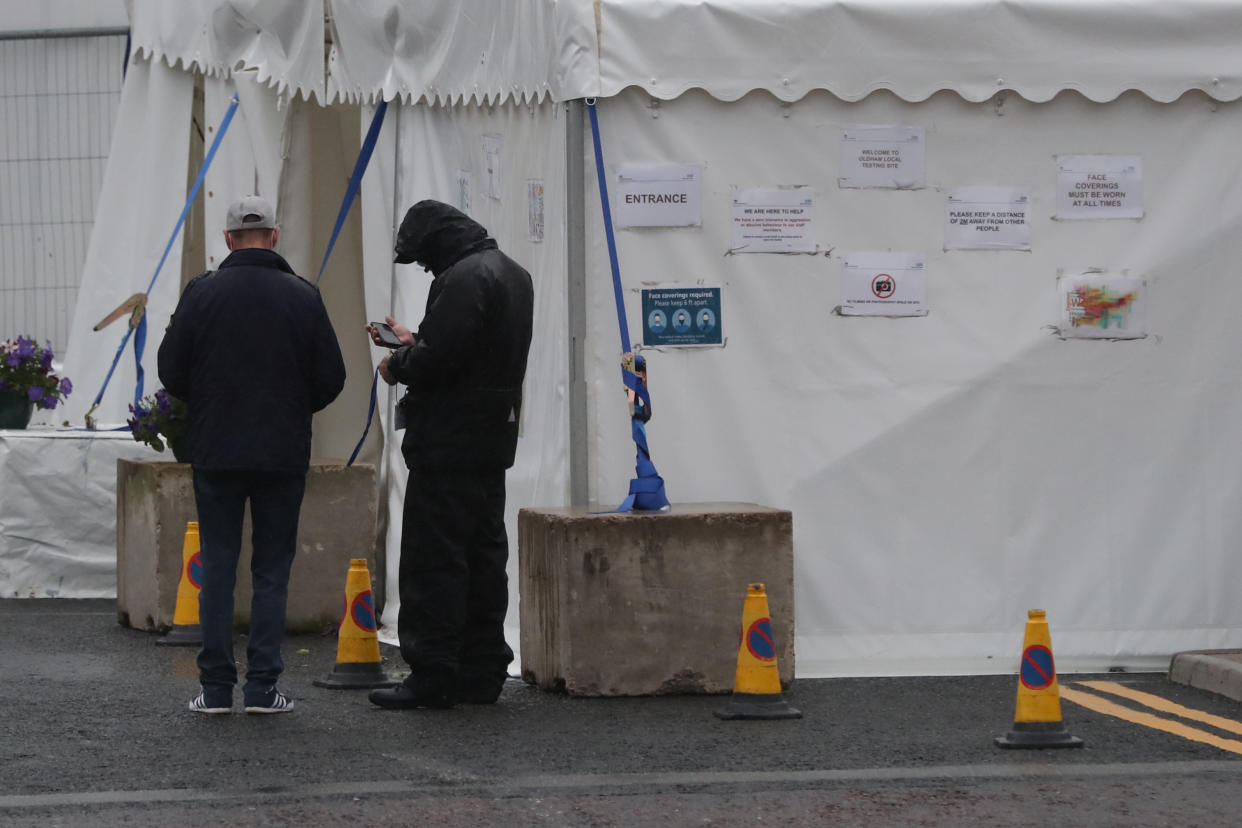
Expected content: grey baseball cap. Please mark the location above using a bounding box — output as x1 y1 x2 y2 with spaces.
225 195 277 231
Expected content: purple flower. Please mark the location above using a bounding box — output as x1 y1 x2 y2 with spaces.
27 387 43 402
42 396 58 410
155 389 171 414
5 353 18 368
15 337 34 360
59 377 73 395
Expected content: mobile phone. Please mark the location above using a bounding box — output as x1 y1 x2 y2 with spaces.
371 321 403 348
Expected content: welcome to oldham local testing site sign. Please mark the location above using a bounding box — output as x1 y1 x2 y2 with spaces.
642 286 723 346
615 163 702 227
838 125 926 190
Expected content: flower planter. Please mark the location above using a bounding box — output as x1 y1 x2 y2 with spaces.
0 389 34 430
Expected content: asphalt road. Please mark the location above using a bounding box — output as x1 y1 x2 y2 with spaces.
3 599 1242 826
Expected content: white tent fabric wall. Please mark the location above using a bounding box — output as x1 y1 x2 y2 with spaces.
59 59 192 428
372 100 571 643
582 86 1242 675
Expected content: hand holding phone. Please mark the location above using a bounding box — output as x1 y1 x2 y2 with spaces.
369 321 404 348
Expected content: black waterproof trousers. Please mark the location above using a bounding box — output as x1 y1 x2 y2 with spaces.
397 468 514 694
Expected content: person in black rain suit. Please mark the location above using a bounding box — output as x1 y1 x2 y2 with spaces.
158 195 346 715
367 200 533 709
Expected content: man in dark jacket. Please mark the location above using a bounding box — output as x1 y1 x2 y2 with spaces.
158 195 346 715
367 200 533 710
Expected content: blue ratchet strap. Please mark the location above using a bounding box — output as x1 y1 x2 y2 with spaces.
311 101 388 465
317 100 387 285
587 99 670 512
347 367 381 467
87 94 241 425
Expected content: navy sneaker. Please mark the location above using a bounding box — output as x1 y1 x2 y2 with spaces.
244 690 295 715
188 692 231 715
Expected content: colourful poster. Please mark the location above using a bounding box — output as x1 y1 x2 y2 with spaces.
1056 271 1146 339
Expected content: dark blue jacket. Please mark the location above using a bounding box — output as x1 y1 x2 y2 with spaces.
388 201 534 472
157 248 346 472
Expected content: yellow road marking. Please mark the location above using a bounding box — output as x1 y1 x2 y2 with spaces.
1075 680 1242 737
1060 686 1242 756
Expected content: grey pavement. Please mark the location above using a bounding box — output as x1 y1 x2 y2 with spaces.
5 599 1242 827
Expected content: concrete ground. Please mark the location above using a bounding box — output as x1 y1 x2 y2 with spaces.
5 599 1242 827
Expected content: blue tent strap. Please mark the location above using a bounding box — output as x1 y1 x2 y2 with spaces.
347 368 381 467
587 99 669 512
317 100 387 285
87 94 241 424
308 100 389 466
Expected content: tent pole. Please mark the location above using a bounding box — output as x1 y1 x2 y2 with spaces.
566 99 589 507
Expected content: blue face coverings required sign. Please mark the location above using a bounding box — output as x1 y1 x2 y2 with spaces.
642 287 723 347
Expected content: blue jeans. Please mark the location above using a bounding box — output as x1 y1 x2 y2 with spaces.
192 468 306 705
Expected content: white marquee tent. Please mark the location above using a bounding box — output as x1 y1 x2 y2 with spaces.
55 0 1242 676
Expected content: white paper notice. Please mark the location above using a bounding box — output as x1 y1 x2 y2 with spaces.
615 163 701 227
455 169 471 213
730 188 815 253
841 252 928 317
945 187 1031 250
839 125 926 189
527 179 544 242
1056 156 1143 219
482 135 503 200
1056 271 1146 339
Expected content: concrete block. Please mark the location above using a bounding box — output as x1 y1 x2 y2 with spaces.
116 459 379 634
519 503 794 696
1169 650 1242 703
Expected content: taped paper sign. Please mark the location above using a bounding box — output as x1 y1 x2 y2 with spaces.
730 188 815 253
455 169 471 213
527 179 544 242
946 187 1031 250
841 252 928 317
1056 271 1146 339
1056 156 1143 220
839 125 925 189
615 163 701 227
642 286 723 347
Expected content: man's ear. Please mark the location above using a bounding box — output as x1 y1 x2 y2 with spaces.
270 227 280 248
224 231 235 251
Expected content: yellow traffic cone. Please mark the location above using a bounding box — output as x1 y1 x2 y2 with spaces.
156 522 203 647
994 609 1083 748
313 559 397 689
714 583 801 720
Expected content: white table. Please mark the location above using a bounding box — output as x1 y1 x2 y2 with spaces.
0 428 162 598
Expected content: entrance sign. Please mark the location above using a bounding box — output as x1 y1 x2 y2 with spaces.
841 252 928 317
642 286 723 347
839 125 926 189
1056 155 1143 219
946 186 1031 250
615 163 701 227
730 188 815 253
